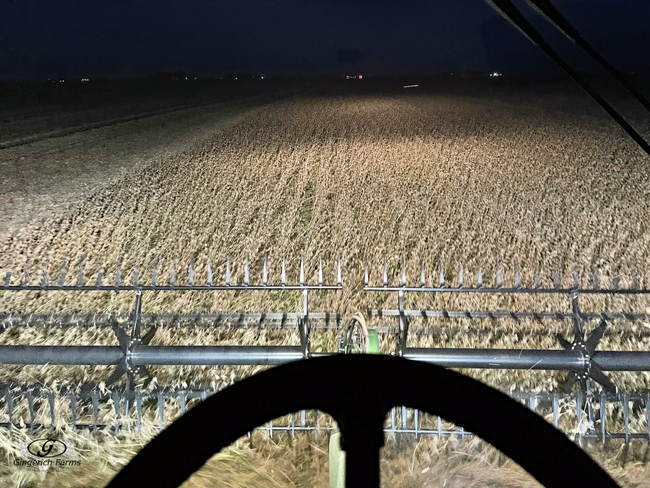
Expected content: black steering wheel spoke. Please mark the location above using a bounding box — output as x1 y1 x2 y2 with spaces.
106 355 619 488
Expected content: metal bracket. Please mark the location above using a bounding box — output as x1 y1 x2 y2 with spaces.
299 289 311 359
558 292 616 394
396 289 409 357
107 291 156 401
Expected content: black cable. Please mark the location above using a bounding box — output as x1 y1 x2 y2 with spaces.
526 0 650 114
486 0 650 158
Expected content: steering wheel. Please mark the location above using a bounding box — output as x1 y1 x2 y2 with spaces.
106 355 619 488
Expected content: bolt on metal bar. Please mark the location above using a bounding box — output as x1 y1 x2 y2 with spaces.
1 346 650 370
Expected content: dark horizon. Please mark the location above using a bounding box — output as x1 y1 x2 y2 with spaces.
1 0 649 82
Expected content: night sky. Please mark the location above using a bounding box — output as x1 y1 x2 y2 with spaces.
1 0 648 80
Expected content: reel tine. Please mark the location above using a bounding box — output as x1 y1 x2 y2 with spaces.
439 259 444 288
401 259 406 286
188 262 194 287
515 262 522 288
115 263 122 288
612 267 620 289
40 268 48 288
553 270 561 289
92 389 99 429
632 267 640 290
26 389 35 426
5 388 13 426
337 257 342 286
364 261 369 286
458 261 463 288
226 257 231 286
281 257 286 286
69 392 77 428
495 262 502 289
263 256 268 286
96 267 103 287
573 266 580 288
318 257 323 286
300 256 304 285
592 266 600 290
383 259 388 287
245 258 249 286
58 264 67 287
151 262 157 287
180 391 186 415
76 262 85 287
133 266 139 286
3 269 11 287
534 268 541 289
421 261 425 288
477 262 483 288
23 261 30 287
158 391 164 432
170 262 176 287
207 260 213 286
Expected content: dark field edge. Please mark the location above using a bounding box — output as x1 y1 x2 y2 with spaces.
0 92 278 150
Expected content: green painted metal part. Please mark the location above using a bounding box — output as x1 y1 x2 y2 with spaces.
329 431 346 488
367 329 379 354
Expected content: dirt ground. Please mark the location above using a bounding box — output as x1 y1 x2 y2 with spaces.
0 92 290 235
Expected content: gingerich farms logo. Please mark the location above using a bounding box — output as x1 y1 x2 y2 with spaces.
15 438 82 471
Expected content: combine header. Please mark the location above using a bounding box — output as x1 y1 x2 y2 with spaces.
1 257 650 446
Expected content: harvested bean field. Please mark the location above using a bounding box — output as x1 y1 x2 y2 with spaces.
2 82 650 487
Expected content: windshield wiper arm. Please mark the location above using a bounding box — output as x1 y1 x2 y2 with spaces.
526 0 650 115
486 0 650 158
